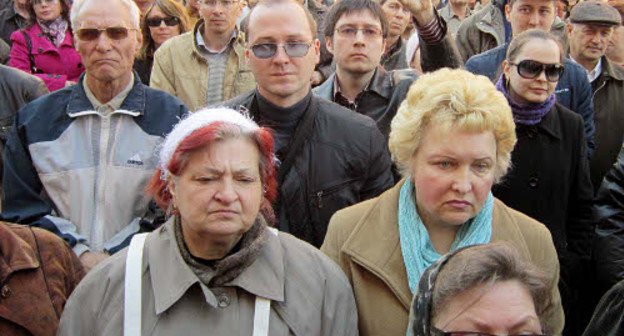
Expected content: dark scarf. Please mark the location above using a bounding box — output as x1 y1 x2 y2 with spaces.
495 75 556 125
174 215 268 287
37 16 67 48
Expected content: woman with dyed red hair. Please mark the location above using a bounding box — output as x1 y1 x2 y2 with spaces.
57 108 358 336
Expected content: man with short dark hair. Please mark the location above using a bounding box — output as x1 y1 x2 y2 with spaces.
465 0 596 157
315 0 461 138
222 0 394 247
455 0 568 62
567 1 624 193
1 0 188 272
151 0 255 111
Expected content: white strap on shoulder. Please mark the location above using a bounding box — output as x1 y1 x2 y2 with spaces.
124 233 149 336
253 296 271 336
252 226 277 336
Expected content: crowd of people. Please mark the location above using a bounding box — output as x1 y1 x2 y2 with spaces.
0 0 623 335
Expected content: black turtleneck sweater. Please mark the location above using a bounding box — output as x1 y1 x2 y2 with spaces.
255 90 311 155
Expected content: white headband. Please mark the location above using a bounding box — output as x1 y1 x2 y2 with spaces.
159 107 260 180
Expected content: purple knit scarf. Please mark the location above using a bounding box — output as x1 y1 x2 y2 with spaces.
495 76 556 125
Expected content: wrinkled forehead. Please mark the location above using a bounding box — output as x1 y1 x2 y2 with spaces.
74 0 136 29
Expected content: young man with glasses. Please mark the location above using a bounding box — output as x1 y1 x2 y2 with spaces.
1 0 188 272
151 0 255 111
315 0 460 140
465 0 596 159
221 0 394 248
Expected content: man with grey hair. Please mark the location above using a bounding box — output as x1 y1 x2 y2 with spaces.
567 1 624 192
1 0 189 271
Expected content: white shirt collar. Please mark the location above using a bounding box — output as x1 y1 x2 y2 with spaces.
571 56 602 83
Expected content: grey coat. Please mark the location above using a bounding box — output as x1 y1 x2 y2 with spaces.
57 217 359 336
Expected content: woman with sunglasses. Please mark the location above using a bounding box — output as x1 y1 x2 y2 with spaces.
8 0 84 92
493 29 595 327
134 0 191 84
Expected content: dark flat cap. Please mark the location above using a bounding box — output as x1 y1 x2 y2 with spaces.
570 1 622 26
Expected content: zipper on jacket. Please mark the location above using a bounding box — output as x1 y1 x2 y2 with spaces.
592 80 607 101
93 114 112 250
311 178 357 209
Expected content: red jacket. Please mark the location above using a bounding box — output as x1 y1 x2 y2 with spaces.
0 222 85 336
9 23 84 92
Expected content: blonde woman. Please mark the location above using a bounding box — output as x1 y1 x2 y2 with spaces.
321 68 564 336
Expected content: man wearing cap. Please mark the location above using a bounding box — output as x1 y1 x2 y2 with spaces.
568 1 624 192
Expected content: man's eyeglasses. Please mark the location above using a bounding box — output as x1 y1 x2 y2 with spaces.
509 60 564 82
146 16 181 27
431 327 550 336
335 27 383 39
75 27 136 41
250 42 311 59
201 0 238 8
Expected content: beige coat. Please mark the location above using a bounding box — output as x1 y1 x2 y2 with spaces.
150 20 256 111
321 179 564 336
58 218 358 336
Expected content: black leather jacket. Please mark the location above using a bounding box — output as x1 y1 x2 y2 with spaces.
594 144 624 295
222 91 395 246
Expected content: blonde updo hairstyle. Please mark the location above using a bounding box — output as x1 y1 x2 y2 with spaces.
389 68 517 183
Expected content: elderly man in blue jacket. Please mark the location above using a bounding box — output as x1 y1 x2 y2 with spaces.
0 0 188 272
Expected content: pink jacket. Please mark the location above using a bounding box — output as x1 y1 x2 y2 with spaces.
9 24 84 92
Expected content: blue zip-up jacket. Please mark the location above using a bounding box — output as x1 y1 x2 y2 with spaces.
1 73 188 256
465 44 596 156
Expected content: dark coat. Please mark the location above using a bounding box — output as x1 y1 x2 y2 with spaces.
314 67 417 138
0 6 26 47
0 222 85 336
492 103 596 335
582 280 624 336
381 38 410 72
132 57 153 85
590 57 624 192
594 144 624 296
465 44 597 157
492 103 595 259
221 91 395 247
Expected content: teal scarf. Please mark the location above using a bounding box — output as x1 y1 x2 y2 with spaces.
398 177 494 294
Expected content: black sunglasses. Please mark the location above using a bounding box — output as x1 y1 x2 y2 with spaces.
509 60 564 82
146 16 180 27
431 327 550 336
250 42 311 59
75 27 136 41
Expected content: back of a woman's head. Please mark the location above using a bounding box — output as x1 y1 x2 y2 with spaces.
431 243 551 330
388 68 516 182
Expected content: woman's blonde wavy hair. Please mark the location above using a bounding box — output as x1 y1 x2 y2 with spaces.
388 68 517 183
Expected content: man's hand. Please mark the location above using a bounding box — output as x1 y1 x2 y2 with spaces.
400 0 435 27
80 251 109 272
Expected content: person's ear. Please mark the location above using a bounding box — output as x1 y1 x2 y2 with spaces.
245 42 251 65
168 179 177 200
326 35 334 55
502 59 511 80
505 3 512 22
566 23 574 36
